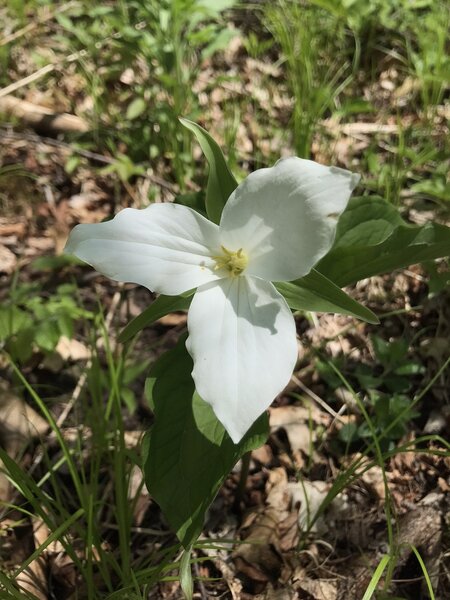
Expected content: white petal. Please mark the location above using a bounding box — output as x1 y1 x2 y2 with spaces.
65 203 223 295
219 157 360 282
186 276 297 443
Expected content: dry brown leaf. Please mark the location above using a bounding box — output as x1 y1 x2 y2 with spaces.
254 584 297 599
0 219 27 237
397 502 442 552
270 405 329 428
24 236 54 256
323 120 398 136
128 464 151 526
266 467 290 511
0 95 88 133
56 336 90 361
15 562 48 600
0 385 48 455
278 512 299 552
157 312 187 326
234 468 288 580
0 244 17 274
15 518 49 600
233 506 283 582
287 480 330 533
0 467 11 503
252 444 273 465
269 405 330 456
49 551 77 597
296 577 338 600
423 407 450 434
361 466 387 500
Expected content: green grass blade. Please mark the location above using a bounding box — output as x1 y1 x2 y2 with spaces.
179 546 193 600
361 554 391 600
13 508 84 577
410 545 436 600
9 360 85 505
0 571 38 600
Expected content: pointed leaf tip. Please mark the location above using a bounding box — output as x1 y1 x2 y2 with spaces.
179 117 237 224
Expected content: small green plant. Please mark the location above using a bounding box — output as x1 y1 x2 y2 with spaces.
264 0 351 158
318 334 424 448
0 279 93 363
363 125 443 206
404 1 450 113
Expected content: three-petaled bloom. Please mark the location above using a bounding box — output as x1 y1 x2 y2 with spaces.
65 158 359 443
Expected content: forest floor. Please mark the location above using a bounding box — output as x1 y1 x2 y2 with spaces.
0 2 449 599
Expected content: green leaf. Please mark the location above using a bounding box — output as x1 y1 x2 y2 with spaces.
57 312 74 338
118 294 192 343
317 196 450 287
31 254 80 270
276 269 379 324
0 306 32 339
8 327 35 362
179 547 194 600
425 259 450 294
174 191 207 217
126 97 147 121
143 336 269 548
361 554 391 600
179 118 237 224
121 388 137 413
35 320 60 352
65 155 81 175
201 27 239 60
333 196 404 248
197 0 237 12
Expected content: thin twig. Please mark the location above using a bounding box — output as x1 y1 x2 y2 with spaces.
291 374 347 423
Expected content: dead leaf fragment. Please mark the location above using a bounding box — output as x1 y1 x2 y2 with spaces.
254 584 297 599
287 480 331 533
56 336 90 361
0 95 88 133
252 444 273 465
361 465 386 500
0 386 48 455
128 464 151 526
157 312 187 326
296 577 338 600
15 518 50 600
233 506 283 582
0 244 17 273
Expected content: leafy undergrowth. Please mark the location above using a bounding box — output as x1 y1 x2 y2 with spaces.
1 1 449 598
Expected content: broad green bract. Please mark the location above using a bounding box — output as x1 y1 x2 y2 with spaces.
65 157 359 442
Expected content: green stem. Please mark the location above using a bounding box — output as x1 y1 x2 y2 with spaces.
235 451 251 508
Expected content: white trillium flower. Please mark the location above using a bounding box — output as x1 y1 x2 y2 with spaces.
65 158 359 443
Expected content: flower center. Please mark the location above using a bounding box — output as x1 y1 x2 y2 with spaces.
213 245 248 277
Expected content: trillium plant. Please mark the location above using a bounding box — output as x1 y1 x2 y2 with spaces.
65 119 450 589
67 154 358 442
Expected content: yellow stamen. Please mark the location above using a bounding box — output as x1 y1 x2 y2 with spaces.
213 245 248 277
